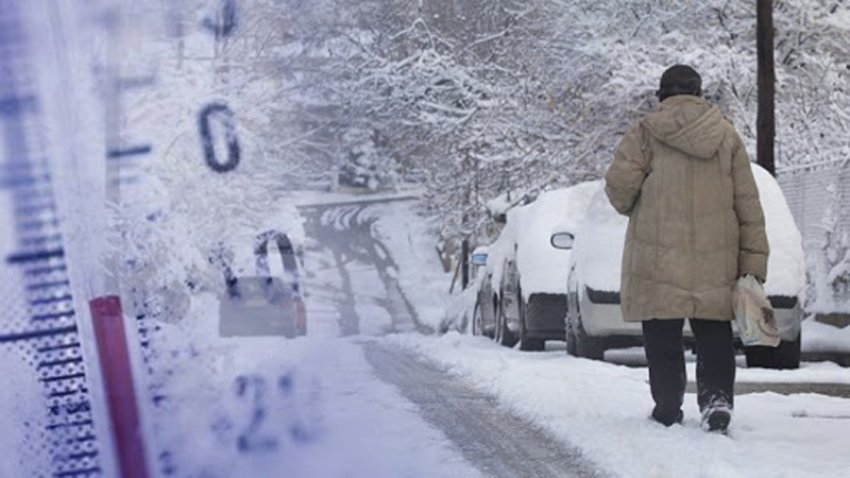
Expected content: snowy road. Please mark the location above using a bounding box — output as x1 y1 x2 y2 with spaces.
291 197 605 476
299 199 431 337
364 342 604 478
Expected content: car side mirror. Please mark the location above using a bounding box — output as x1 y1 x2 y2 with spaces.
471 253 488 266
550 232 575 250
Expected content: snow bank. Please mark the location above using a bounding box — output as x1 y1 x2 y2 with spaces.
607 346 850 385
389 333 850 478
441 279 480 334
576 166 806 298
802 319 850 354
513 181 599 298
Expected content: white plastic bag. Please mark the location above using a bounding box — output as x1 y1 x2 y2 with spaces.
733 275 780 347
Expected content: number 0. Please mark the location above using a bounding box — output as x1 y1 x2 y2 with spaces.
198 102 240 173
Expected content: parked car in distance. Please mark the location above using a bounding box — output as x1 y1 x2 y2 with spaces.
470 246 494 338
472 181 600 350
219 230 307 338
553 165 805 368
471 218 517 345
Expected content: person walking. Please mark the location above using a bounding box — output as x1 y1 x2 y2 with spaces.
604 65 769 432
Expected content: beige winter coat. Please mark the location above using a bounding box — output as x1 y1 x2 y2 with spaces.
605 95 768 322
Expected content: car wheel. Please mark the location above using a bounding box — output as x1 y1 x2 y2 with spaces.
573 307 605 360
484 301 497 339
565 293 578 356
518 291 544 351
745 332 801 369
495 298 517 347
493 301 502 343
472 302 483 336
565 322 578 356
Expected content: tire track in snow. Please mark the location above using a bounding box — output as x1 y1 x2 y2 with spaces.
301 199 429 336
364 342 607 478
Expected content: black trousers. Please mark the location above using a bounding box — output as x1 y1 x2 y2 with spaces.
642 318 735 425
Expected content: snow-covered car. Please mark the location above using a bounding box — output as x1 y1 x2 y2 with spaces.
553 165 805 368
219 230 307 338
472 181 600 350
470 226 514 343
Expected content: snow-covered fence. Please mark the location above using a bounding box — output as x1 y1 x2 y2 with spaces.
777 160 850 314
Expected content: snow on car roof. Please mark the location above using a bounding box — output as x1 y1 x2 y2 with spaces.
483 181 599 297
570 185 628 292
512 181 600 296
573 165 805 297
753 165 806 299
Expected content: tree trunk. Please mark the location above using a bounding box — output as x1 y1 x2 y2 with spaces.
757 0 776 175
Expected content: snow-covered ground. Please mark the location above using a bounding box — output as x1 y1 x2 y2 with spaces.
293 192 453 334
363 199 452 331
144 293 482 478
388 332 850 478
108 194 850 478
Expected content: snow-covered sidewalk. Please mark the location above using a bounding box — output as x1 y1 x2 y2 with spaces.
388 333 850 478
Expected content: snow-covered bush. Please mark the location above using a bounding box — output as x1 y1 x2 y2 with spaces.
812 181 850 312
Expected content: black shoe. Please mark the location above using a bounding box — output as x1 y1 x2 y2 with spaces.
651 408 683 427
701 405 731 433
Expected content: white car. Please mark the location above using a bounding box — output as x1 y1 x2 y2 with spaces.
472 181 599 350
553 165 805 368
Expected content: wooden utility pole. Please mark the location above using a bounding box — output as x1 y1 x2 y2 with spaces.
461 238 470 290
757 0 776 175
